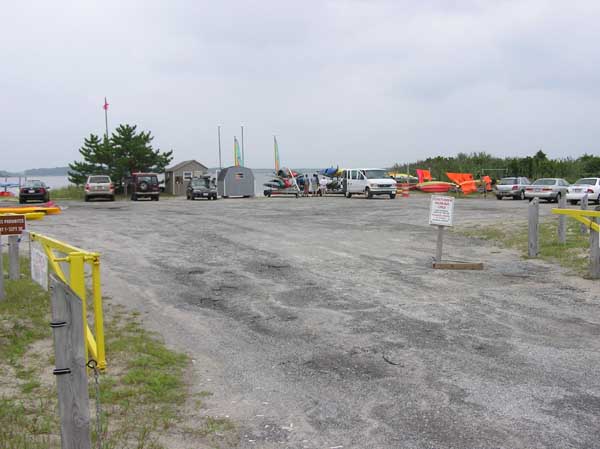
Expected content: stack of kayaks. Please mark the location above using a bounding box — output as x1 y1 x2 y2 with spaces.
264 167 305 191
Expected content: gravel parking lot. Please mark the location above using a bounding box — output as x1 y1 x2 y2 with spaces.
30 194 600 449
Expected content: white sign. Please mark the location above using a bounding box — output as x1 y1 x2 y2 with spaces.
31 245 48 291
429 195 455 227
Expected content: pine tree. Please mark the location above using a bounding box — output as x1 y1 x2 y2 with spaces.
68 134 106 185
68 125 173 187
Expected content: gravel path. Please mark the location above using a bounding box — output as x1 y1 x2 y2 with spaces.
29 194 600 449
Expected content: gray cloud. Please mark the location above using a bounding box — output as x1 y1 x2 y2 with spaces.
2 0 600 171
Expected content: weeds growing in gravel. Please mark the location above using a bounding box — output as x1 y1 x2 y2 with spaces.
458 216 592 275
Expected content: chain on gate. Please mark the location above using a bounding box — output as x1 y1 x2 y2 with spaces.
87 359 104 449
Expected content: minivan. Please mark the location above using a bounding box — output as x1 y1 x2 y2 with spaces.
342 169 396 199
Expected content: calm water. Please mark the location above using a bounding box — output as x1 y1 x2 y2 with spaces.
1 175 72 190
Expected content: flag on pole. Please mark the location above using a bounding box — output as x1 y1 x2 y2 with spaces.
103 97 109 110
234 137 242 167
274 136 280 171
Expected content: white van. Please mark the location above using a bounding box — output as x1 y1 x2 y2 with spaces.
342 168 397 199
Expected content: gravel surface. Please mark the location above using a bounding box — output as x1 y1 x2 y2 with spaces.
29 194 600 449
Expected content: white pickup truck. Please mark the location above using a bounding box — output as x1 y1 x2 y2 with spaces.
342 168 397 199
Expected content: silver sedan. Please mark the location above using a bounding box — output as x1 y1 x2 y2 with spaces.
524 178 569 203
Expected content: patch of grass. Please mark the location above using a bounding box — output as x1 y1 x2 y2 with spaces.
50 185 85 200
458 216 592 275
0 259 236 448
21 379 42 394
0 259 50 365
0 398 57 449
0 261 59 448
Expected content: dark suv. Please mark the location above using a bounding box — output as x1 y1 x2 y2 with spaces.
186 176 218 200
128 173 160 201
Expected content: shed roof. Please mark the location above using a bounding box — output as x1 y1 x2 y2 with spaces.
165 159 208 172
217 165 254 181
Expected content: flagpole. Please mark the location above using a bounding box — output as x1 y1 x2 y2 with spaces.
217 125 222 170
241 125 245 166
104 97 109 140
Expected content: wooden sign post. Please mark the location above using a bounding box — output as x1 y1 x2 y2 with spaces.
429 195 483 270
429 195 454 263
0 215 26 300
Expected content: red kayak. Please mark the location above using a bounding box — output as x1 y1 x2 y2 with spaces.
416 181 456 193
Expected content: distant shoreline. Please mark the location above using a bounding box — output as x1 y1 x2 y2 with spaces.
0 167 69 177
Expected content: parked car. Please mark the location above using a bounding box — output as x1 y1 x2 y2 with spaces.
494 177 531 200
342 168 397 199
19 180 50 203
524 178 569 202
127 173 160 201
84 175 115 202
566 177 600 205
186 176 218 200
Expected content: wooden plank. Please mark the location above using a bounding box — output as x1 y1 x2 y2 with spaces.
50 275 91 449
433 262 484 270
591 217 600 280
528 198 539 257
8 235 19 280
558 194 566 244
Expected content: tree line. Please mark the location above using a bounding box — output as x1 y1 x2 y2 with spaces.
391 151 600 182
68 124 173 186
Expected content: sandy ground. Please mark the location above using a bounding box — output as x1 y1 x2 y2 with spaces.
28 194 600 449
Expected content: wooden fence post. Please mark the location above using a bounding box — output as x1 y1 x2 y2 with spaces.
50 275 92 449
558 194 567 244
590 217 600 280
528 198 539 257
580 194 589 234
8 235 19 280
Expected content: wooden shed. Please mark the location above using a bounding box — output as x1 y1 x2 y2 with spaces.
165 160 208 196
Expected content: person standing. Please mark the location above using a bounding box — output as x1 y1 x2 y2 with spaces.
312 173 320 197
303 174 310 197
319 176 328 196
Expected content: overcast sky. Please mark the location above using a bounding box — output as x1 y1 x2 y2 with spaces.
2 0 600 171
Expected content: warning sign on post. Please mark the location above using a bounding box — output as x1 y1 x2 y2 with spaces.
429 195 455 227
0 215 26 235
